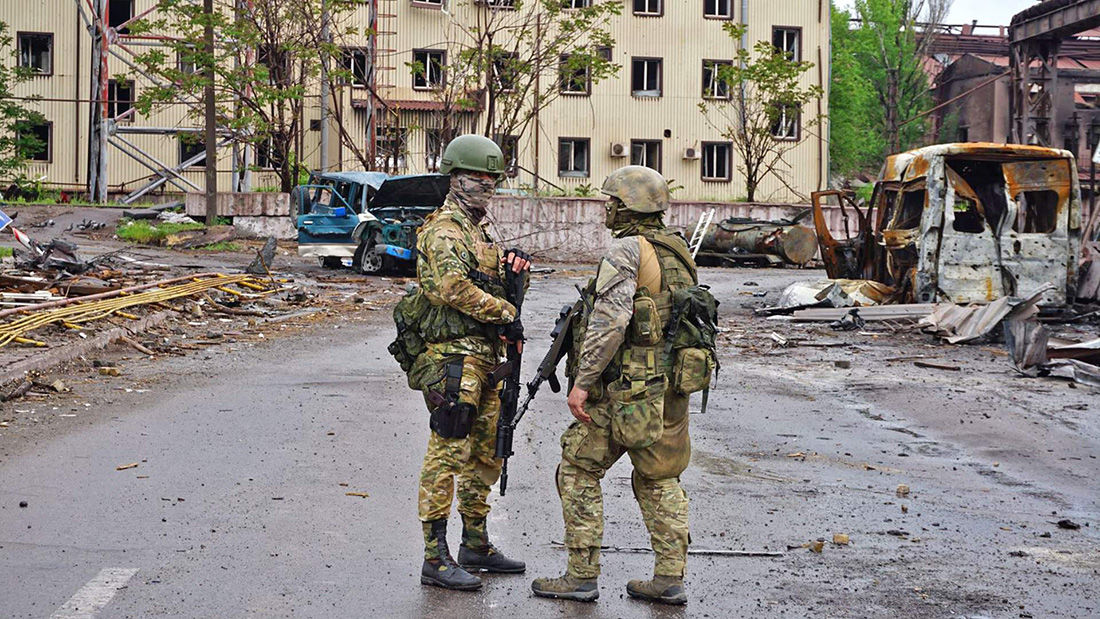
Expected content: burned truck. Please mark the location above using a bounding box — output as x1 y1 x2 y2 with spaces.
813 143 1083 306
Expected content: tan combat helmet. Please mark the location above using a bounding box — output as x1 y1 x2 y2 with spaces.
600 165 670 213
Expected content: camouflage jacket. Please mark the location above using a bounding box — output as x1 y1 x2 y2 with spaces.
416 198 516 359
573 236 644 391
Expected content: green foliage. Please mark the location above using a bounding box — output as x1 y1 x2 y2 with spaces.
855 183 874 203
573 183 595 197
195 241 242 252
698 23 823 202
0 246 12 258
116 220 205 244
0 21 47 186
829 5 884 178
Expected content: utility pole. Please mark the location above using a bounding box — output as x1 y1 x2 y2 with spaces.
203 0 217 225
87 0 108 203
319 0 331 172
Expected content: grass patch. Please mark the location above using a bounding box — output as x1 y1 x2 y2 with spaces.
0 246 13 258
196 241 242 252
116 220 205 244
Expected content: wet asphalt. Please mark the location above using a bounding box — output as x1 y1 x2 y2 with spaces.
0 267 1097 618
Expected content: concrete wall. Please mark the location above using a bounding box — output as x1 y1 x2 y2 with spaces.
184 192 290 218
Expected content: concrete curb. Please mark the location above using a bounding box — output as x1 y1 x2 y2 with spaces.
0 310 175 385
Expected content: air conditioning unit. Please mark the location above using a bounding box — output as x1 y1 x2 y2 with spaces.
683 146 701 160
610 142 628 158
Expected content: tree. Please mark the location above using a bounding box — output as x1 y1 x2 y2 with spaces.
828 4 883 178
851 0 950 155
698 23 823 203
415 0 621 177
0 21 46 188
132 0 365 192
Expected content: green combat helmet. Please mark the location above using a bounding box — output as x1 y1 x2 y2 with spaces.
439 134 506 179
601 165 670 213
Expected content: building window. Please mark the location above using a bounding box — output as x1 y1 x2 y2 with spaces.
704 0 731 18
108 0 133 33
376 126 408 171
177 45 197 75
493 52 519 93
633 0 662 16
17 33 53 75
107 79 135 121
495 134 519 177
258 44 291 84
772 27 801 61
425 128 446 172
702 60 731 99
343 48 370 87
412 0 444 5
558 138 590 177
597 45 612 62
255 136 284 170
412 49 445 90
701 141 731 181
560 54 591 95
481 0 517 8
630 140 661 172
631 57 662 97
770 104 799 140
179 136 205 168
957 125 969 142
16 120 51 162
563 0 591 7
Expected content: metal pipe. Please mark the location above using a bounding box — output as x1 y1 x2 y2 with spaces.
0 273 227 322
107 136 200 192
320 0 330 172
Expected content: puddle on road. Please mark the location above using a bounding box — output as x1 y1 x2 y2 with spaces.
692 449 792 483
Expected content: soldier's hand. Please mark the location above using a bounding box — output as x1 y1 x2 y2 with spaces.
567 386 591 424
503 248 532 274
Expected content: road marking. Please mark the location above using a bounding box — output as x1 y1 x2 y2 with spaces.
50 568 138 619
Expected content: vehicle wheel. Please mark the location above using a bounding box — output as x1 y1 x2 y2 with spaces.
353 237 384 274
319 256 343 269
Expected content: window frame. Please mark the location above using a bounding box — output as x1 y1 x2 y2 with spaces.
701 141 732 182
17 32 53 76
701 59 731 99
107 78 136 122
631 56 663 98
770 103 800 141
493 52 520 93
563 0 591 7
558 137 591 178
342 47 371 87
632 0 663 16
375 126 408 171
630 139 662 173
772 26 802 62
412 48 446 90
17 120 52 163
178 136 205 168
108 0 134 33
494 133 520 177
703 0 732 19
559 54 592 96
411 0 444 7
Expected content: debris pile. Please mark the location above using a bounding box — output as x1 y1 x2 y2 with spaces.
692 212 818 268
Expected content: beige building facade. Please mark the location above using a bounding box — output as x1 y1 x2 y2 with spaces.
3 0 829 203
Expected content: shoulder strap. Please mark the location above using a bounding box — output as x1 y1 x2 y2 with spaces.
645 232 699 285
636 237 662 294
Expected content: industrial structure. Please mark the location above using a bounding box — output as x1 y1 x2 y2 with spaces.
2 0 830 203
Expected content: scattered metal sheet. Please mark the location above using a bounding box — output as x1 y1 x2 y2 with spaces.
919 284 1053 344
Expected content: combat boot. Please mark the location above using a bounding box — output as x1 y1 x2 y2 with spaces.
420 519 482 591
457 516 525 574
626 575 687 605
530 574 599 602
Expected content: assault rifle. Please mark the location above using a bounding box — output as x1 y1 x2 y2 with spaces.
493 296 585 496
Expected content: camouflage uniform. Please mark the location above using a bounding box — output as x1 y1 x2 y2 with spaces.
415 190 515 559
558 229 695 580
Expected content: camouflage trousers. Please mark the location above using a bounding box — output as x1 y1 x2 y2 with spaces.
417 350 502 528
556 389 691 579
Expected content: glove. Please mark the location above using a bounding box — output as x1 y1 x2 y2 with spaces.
500 320 524 343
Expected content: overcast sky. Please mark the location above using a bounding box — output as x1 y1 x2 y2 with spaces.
834 0 1042 27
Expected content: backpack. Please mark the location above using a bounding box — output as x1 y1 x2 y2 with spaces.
388 283 430 375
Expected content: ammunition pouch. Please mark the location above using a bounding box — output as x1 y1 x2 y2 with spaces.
390 285 430 378
671 347 715 395
608 374 666 450
426 358 475 439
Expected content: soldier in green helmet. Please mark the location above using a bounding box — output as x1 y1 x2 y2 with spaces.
410 134 531 591
532 165 714 605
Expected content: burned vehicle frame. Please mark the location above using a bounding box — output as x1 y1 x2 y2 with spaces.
813 143 1083 306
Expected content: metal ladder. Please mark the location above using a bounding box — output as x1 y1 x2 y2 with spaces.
689 208 715 259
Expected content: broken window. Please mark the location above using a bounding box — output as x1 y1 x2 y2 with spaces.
109 0 133 33
702 60 731 99
343 48 370 87
493 52 519 93
17 32 52 74
895 188 925 229
563 0 591 7
107 79 135 121
494 134 519 177
951 197 985 234
701 141 731 181
631 57 662 97
1013 190 1059 234
630 140 661 172
179 136 204 168
376 126 407 170
412 49 445 89
560 54 590 95
770 104 799 139
558 138 589 177
16 120 50 162
772 27 800 61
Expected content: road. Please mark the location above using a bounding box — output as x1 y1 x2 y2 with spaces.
1 267 1097 618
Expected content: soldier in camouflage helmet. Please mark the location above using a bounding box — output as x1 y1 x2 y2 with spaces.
532 165 696 605
413 134 530 591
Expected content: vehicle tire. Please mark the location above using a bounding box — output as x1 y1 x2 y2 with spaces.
353 236 384 274
289 186 308 228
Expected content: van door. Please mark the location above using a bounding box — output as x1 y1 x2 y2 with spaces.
1001 159 1073 305
935 167 1005 303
